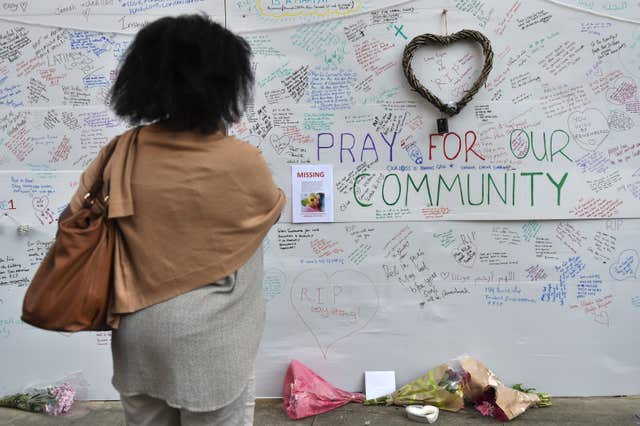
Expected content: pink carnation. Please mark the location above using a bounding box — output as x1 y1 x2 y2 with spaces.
475 400 494 417
46 383 75 416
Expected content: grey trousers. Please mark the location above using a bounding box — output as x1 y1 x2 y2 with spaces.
120 374 256 426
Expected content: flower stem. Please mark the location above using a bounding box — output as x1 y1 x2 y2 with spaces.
363 396 388 406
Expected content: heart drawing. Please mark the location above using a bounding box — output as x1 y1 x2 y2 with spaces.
609 249 639 281
605 76 637 105
269 133 291 155
607 110 634 132
31 196 49 211
452 242 477 268
290 269 379 358
567 109 610 151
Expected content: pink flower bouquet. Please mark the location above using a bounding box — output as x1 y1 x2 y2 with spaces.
0 382 75 415
283 360 365 419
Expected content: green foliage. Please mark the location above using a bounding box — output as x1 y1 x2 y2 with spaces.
512 383 552 407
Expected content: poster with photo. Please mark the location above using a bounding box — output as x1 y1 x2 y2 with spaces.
291 165 334 223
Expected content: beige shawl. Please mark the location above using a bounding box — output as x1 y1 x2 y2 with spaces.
70 124 285 328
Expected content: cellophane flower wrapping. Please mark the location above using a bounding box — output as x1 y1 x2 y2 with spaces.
363 363 466 412
0 372 86 416
282 360 365 419
456 356 542 421
0 383 75 416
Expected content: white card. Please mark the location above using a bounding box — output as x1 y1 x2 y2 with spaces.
365 371 396 399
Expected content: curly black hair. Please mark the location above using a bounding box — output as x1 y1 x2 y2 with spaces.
110 14 253 134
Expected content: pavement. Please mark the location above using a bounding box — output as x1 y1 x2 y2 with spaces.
0 396 639 425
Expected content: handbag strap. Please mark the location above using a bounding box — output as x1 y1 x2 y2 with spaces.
85 127 141 203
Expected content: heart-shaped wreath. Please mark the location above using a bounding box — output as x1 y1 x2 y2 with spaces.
402 29 494 117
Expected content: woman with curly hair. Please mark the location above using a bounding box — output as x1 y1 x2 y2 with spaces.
68 14 285 425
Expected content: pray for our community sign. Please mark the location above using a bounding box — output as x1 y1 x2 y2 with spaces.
310 127 639 221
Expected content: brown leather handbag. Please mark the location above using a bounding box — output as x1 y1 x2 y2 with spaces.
22 139 120 332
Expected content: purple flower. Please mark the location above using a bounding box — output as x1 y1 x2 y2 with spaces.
46 383 75 416
0 383 75 416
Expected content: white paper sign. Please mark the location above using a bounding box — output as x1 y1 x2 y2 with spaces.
291 165 334 223
365 371 396 400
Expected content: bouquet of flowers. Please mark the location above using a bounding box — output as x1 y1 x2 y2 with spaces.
283 360 365 419
364 363 466 412
456 356 551 421
0 382 75 415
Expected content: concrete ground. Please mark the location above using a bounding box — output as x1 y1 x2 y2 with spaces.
0 396 639 425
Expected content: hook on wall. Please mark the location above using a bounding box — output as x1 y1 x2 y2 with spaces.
442 9 448 36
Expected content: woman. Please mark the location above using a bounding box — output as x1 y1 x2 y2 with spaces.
68 14 285 425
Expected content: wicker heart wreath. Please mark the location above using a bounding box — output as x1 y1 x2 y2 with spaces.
402 29 494 121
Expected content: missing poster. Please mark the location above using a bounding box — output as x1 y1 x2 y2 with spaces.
291 164 334 223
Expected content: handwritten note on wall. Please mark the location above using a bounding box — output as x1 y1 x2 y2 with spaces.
0 0 639 399
229 2 640 221
229 0 640 397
